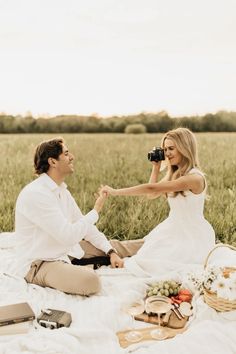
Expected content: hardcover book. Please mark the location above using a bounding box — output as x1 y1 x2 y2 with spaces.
0 302 35 327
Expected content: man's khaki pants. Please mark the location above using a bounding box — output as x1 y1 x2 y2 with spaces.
24 239 144 296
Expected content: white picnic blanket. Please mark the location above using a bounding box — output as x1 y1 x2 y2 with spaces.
0 232 236 354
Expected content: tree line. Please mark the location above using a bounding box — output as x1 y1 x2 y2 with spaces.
0 110 235 133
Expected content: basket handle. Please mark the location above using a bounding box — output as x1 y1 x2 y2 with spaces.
204 243 236 269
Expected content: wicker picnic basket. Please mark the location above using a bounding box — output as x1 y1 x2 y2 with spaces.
203 244 236 312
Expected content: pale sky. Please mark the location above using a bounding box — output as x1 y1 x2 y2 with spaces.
0 0 236 117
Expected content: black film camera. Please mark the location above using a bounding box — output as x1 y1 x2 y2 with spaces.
37 308 72 329
147 147 165 162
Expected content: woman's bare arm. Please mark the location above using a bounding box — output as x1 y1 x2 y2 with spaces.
101 174 204 197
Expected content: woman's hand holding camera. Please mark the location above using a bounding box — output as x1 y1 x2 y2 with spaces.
151 160 162 167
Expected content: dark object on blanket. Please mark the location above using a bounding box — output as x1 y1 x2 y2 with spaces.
37 309 72 329
71 256 111 269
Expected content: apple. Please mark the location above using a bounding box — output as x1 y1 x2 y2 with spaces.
178 294 192 302
178 289 192 296
177 289 192 302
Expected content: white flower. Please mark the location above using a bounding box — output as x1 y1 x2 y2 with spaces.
227 277 236 289
211 275 228 293
187 268 236 300
211 275 236 300
226 289 236 301
204 279 212 290
217 287 233 300
187 271 204 292
229 271 236 281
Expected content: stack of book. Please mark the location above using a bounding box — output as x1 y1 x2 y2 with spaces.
0 302 35 335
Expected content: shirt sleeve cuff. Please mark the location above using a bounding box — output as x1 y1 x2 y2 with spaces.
103 243 114 255
83 209 99 224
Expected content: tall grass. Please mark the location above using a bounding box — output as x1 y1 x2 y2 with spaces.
0 133 235 245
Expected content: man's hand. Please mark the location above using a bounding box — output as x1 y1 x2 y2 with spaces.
99 185 117 196
94 190 108 213
110 252 124 268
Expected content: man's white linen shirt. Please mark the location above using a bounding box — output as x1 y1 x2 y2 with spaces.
14 173 112 277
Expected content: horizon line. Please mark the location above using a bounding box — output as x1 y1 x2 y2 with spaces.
0 109 235 120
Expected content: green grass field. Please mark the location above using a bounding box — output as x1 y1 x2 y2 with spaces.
0 133 235 245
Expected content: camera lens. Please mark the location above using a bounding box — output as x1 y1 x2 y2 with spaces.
148 148 165 162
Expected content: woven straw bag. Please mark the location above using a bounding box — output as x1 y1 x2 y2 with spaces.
203 243 236 312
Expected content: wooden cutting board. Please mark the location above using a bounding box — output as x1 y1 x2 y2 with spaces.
134 310 188 329
117 325 186 348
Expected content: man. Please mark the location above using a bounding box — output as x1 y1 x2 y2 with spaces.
15 137 125 296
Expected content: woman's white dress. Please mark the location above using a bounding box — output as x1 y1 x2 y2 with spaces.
125 168 215 277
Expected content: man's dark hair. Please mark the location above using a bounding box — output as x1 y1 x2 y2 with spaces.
34 137 64 175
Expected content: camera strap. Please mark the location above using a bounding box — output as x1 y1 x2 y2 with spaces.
71 256 111 269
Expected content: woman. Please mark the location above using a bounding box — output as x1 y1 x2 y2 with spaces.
101 128 215 277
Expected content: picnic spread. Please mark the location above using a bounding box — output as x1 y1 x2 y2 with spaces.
0 232 236 354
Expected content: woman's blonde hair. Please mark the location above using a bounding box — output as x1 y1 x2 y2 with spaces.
161 127 201 196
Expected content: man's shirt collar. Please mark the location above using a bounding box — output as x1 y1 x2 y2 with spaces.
39 173 67 191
